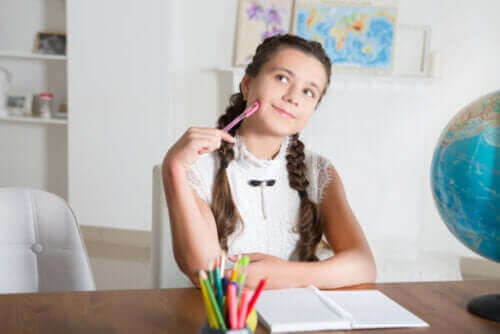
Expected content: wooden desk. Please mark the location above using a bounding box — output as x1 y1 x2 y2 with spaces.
0 280 498 333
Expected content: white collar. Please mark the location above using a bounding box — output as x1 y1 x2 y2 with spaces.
233 133 291 170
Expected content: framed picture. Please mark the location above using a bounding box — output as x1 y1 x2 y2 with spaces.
292 1 398 74
35 32 66 55
6 91 33 116
234 0 294 66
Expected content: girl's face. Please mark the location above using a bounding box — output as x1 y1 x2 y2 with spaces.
240 47 328 137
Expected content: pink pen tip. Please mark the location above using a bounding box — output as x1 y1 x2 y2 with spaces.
245 101 260 118
251 100 260 109
245 101 260 116
223 100 260 133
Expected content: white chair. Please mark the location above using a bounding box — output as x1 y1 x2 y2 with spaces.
151 165 193 288
0 187 95 293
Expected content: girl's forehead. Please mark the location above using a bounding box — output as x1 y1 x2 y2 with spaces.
262 48 327 88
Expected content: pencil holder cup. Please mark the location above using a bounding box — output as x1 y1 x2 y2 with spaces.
200 323 251 334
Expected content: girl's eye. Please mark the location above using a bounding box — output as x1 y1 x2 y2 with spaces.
276 74 288 84
304 89 314 98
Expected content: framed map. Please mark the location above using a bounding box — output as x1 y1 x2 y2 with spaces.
292 1 398 74
234 0 294 66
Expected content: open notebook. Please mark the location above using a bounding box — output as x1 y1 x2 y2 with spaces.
256 286 429 333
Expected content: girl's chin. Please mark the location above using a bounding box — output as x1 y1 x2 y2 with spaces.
260 122 298 137
244 115 300 136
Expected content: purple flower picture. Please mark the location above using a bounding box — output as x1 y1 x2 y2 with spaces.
265 8 282 25
246 3 264 20
235 0 293 66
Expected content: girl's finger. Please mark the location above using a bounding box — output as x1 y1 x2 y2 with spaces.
198 148 210 155
192 128 235 144
216 129 236 143
196 140 219 155
190 135 221 153
242 253 265 262
196 132 224 147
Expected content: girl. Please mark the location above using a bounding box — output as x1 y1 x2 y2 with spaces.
162 34 376 290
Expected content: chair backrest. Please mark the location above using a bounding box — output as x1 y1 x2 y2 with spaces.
0 187 95 293
151 165 193 288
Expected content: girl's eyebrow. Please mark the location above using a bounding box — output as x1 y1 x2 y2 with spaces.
270 66 320 91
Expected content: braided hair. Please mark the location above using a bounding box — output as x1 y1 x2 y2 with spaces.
211 34 332 261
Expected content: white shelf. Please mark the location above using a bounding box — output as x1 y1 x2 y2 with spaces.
0 50 67 61
0 114 67 125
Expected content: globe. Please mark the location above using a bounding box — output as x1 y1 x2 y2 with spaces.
431 90 500 321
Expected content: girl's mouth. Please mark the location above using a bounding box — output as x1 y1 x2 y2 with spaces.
272 105 296 119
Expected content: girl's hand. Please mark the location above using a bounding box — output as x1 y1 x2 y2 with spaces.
228 253 287 290
164 127 235 174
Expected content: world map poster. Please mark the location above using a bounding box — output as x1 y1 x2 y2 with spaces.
293 1 398 73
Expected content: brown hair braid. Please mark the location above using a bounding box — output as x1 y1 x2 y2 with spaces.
286 134 323 261
212 34 331 260
211 93 246 249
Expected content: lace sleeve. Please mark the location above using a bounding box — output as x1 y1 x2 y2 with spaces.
316 154 333 204
186 156 213 204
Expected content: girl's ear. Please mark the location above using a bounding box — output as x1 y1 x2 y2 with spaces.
240 75 252 101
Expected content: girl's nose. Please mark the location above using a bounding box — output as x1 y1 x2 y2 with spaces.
282 85 299 106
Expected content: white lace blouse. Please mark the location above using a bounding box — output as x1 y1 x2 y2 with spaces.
187 134 333 261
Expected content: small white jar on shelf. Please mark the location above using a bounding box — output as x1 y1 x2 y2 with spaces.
39 92 54 119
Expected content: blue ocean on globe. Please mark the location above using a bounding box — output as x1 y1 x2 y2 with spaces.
431 90 500 262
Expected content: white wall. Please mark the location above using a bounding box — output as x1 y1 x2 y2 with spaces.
67 0 239 230
68 0 500 269
303 0 500 261
68 0 165 230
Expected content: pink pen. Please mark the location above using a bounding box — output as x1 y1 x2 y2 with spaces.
223 101 260 132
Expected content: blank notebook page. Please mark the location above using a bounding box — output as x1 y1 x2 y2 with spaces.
320 290 429 329
257 287 351 331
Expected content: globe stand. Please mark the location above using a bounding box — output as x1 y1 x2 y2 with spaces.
467 294 500 322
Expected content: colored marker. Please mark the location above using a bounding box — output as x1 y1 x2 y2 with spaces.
220 250 226 278
214 267 224 311
223 101 260 132
230 254 243 282
208 260 215 290
237 256 250 292
228 282 238 329
244 277 267 323
201 271 227 330
222 277 229 295
237 288 251 329
199 270 218 329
